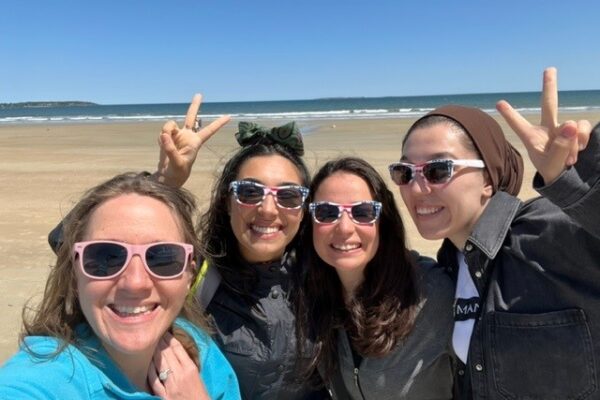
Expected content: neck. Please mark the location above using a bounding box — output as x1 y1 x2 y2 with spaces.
450 195 492 250
336 269 365 303
104 344 154 393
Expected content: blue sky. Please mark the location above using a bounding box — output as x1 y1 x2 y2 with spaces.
2 1 599 104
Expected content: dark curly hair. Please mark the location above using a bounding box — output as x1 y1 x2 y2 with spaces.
197 143 310 296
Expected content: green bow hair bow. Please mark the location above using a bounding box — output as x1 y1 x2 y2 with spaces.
235 121 304 156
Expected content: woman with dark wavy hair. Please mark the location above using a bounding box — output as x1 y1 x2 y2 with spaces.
154 97 326 399
295 157 454 399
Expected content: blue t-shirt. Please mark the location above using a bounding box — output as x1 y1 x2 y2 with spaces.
0 318 240 399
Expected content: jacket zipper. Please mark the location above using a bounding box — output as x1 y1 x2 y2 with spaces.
353 367 366 399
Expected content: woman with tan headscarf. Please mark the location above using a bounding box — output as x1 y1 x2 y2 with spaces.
389 68 600 400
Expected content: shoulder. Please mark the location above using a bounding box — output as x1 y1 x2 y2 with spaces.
0 337 99 399
409 251 454 319
410 251 452 293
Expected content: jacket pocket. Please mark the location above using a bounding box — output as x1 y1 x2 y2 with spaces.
488 309 596 400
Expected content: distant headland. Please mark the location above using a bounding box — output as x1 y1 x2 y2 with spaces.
0 101 98 109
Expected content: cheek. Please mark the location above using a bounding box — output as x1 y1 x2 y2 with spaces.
166 280 191 307
229 202 248 229
398 187 411 204
284 209 303 231
371 228 380 253
312 225 330 252
365 225 379 249
76 278 105 318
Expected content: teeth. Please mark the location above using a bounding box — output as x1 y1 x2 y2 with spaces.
332 243 360 251
112 305 153 316
416 207 442 216
252 225 279 234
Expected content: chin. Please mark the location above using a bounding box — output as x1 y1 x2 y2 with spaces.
417 228 446 241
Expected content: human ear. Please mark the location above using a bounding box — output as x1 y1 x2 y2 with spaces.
186 260 197 290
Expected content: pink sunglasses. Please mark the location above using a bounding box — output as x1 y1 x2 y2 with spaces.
73 240 194 280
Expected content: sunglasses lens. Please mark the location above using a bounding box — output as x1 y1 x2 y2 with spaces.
145 244 187 277
351 203 378 224
276 187 304 208
390 165 412 185
423 161 452 184
236 182 264 205
313 203 340 223
81 242 128 277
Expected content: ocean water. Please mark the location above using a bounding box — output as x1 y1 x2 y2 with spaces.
2 90 600 124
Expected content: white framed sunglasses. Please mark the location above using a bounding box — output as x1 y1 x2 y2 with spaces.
388 159 485 185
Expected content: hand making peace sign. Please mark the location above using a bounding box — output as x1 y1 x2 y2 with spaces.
155 94 231 187
496 67 593 184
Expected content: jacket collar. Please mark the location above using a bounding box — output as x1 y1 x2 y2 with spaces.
438 191 521 276
468 191 521 259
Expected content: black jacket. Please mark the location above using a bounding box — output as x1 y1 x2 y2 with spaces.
208 256 327 400
327 260 454 400
445 123 600 399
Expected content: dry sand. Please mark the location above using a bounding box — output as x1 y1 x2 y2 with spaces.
1 112 598 361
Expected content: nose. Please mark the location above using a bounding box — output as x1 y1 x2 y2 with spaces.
257 192 278 217
117 254 153 291
409 173 432 195
335 211 355 235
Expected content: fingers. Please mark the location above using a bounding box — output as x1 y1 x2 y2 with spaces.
565 119 593 166
147 361 166 397
162 331 192 366
197 114 231 144
496 100 534 145
184 94 203 129
544 122 578 183
162 120 179 135
159 133 181 163
541 67 558 129
576 119 592 151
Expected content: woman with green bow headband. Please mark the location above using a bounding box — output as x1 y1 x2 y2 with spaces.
153 95 327 399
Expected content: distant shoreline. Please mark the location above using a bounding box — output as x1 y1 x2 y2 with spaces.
2 91 600 125
0 101 97 109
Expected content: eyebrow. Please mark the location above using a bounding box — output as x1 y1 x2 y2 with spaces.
400 152 457 162
239 178 303 186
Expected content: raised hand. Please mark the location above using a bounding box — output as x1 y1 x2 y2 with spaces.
496 67 592 184
148 331 211 400
155 94 231 187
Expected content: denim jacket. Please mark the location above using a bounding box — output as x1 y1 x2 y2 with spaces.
442 123 600 399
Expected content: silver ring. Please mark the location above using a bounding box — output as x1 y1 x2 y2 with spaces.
158 368 173 382
192 117 201 132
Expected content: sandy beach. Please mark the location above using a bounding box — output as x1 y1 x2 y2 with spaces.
1 112 598 361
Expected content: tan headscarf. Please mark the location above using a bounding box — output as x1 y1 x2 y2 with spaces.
409 105 524 196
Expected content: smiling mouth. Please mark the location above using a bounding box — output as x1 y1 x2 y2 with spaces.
251 224 280 234
416 206 443 216
331 243 361 252
109 304 157 317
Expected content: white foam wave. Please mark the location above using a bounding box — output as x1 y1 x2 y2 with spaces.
1 105 599 124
